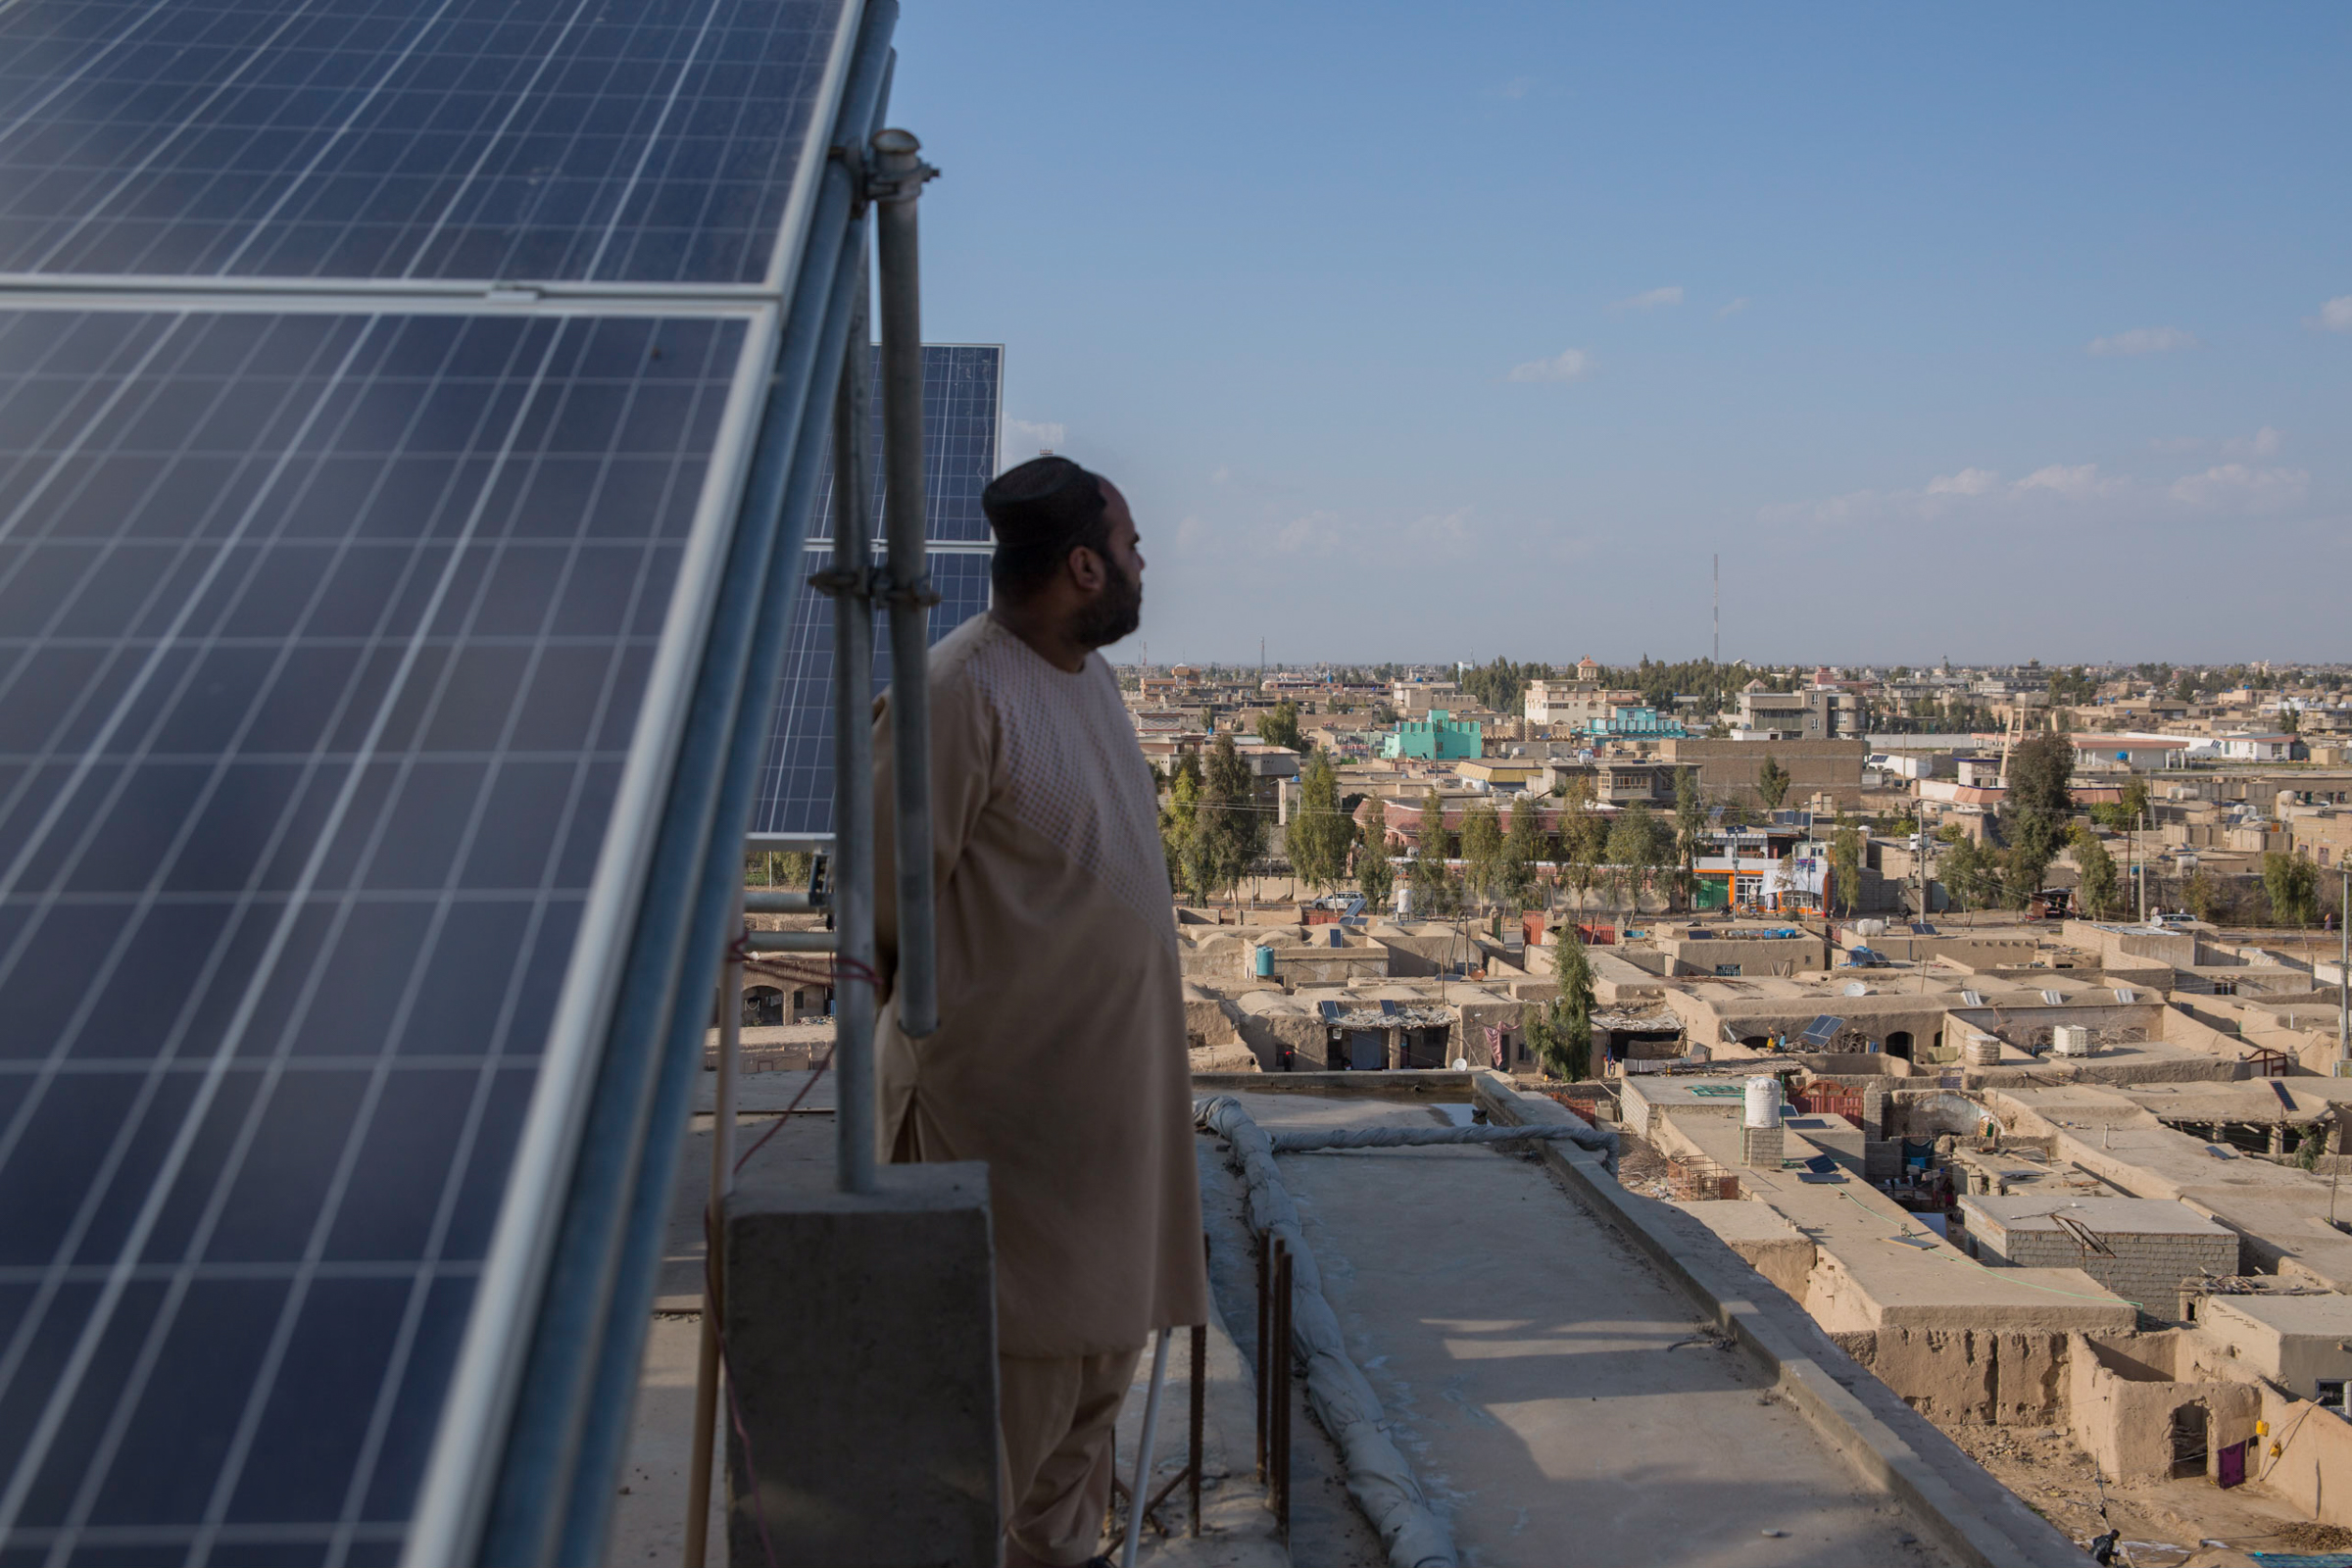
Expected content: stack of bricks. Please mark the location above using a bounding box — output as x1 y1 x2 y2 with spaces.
1960 1196 2240 1315
1740 1123 1785 1169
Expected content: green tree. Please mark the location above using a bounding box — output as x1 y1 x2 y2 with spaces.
2265 851 2320 928
1257 700 1303 753
1501 792 1544 909
2072 828 2122 921
1831 812 1865 917
1605 803 1667 917
1528 933 1596 1080
2091 777 2151 833
2002 731 2076 903
1357 797 1395 907
1285 751 1352 894
2182 867 2224 924
743 850 814 888
1411 788 1456 914
1162 767 1209 903
1199 732 1265 904
1460 799 1505 910
1755 753 1791 812
1673 767 1708 910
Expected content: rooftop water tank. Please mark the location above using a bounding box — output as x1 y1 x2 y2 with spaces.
1743 1076 1784 1129
1253 945 1275 978
2052 1024 2094 1057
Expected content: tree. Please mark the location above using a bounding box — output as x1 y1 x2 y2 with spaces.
1528 933 1596 1081
1755 753 1791 812
2091 778 2151 833
1357 797 1395 907
1673 767 1708 910
2002 731 2076 902
1257 700 1302 754
1831 812 1865 917
1460 800 1505 910
2265 851 2320 929
1605 803 1667 917
2072 828 2122 921
1553 773 1601 912
2182 867 2224 924
1161 766 1210 903
1411 788 1456 915
1501 792 1544 910
1285 751 1351 894
1199 732 1265 904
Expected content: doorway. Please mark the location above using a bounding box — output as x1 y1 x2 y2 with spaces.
1886 1030 1914 1061
2169 1402 2208 1480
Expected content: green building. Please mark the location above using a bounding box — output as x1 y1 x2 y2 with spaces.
1380 710 1483 760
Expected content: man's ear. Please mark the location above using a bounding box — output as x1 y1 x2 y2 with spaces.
1066 543 1106 594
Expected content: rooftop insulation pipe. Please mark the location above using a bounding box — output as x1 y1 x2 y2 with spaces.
1196 1096 1456 1568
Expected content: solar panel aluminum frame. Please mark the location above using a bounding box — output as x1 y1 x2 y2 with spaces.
407 7 902 1562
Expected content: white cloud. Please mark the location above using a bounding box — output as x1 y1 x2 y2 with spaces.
1716 297 1751 318
1926 467 1999 497
1495 75 1533 99
1610 285 1684 313
2146 434 2203 453
2013 463 2117 497
2168 465 2309 506
1273 511 1341 555
1409 506 1473 542
2305 296 2352 332
1174 515 1210 555
1209 465 1231 484
2085 325 2197 357
1505 347 1592 383
1002 418 1065 467
2222 426 2283 458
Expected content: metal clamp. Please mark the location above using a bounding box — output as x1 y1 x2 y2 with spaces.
871 566 941 610
808 564 870 599
831 129 939 217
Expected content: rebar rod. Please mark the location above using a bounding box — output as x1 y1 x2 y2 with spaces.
830 250 879 1194
682 893 742 1568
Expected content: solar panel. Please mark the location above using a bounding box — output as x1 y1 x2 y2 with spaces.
0 303 758 1562
0 0 858 284
750 548 992 838
1798 1014 1844 1048
748 342 1002 839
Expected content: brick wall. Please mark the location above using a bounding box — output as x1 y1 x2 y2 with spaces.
1978 1226 2238 1313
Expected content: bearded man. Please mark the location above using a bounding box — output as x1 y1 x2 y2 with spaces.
871 456 1205 1568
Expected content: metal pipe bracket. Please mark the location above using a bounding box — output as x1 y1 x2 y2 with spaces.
832 132 939 216
871 567 941 610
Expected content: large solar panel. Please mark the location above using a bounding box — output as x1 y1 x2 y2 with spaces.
748 341 1000 840
0 302 758 1561
0 0 852 285
0 0 891 1557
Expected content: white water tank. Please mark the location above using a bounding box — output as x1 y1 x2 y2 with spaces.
2052 1025 2094 1058
1852 918 1887 937
1743 1075 1785 1129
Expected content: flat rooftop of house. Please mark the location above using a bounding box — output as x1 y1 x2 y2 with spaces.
2197 1292 2352 1336
1962 1195 2234 1238
1188 1074 2077 1564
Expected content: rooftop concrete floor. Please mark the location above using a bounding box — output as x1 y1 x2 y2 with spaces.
1208 1090 1957 1567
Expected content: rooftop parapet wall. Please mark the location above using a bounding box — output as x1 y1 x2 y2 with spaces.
2065 1332 2259 1485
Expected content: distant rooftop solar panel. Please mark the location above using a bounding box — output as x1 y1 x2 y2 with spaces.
1798 1014 1844 1048
2042 989 2066 1006
1960 990 1984 1007
0 0 857 284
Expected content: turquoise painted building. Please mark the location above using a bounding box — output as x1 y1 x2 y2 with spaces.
1578 705 1687 740
1381 710 1483 760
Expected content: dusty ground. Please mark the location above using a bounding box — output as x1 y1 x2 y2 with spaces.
1943 1421 2343 1567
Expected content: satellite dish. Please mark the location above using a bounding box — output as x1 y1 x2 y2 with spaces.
1451 1056 1469 1070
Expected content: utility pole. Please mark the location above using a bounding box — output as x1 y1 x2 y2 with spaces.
1712 554 1720 666
2136 808 2149 923
2337 865 2348 1070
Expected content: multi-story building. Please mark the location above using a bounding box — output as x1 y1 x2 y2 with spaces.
1525 679 1643 729
1734 683 1862 740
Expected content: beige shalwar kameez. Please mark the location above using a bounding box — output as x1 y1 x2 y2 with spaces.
872 613 1207 1565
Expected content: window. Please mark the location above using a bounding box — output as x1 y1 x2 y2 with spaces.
2321 1380 2349 1416
1714 963 1742 977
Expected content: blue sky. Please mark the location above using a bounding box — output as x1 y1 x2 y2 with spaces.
890 2 2352 667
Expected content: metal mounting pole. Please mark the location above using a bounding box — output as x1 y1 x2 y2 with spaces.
872 127 942 1041
682 894 742 1568
828 245 880 1195
2337 866 2348 1068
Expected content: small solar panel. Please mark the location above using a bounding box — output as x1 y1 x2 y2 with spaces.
750 549 993 838
2042 989 2065 1006
0 304 755 1561
1960 989 1984 1007
0 0 859 284
1798 1015 1844 1048
750 344 1002 838
2114 986 2136 1004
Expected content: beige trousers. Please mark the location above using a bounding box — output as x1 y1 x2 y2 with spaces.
998 1346 1144 1566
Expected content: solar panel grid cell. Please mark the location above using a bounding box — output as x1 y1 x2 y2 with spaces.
0 305 747 1562
0 0 843 284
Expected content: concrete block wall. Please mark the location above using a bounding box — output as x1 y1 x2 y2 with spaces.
1982 1230 2238 1318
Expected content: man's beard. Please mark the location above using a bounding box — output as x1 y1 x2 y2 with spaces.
1070 553 1142 649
